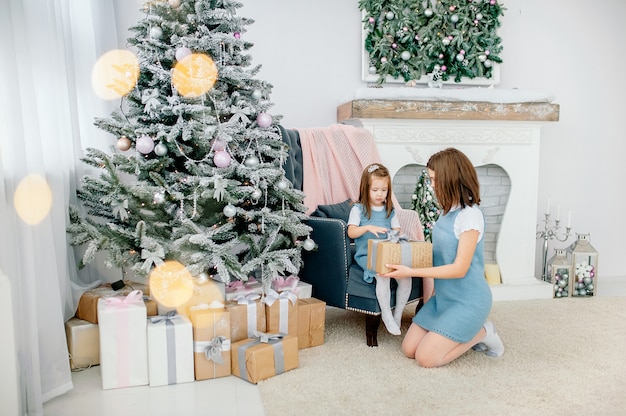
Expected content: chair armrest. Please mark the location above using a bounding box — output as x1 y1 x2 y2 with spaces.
299 217 351 308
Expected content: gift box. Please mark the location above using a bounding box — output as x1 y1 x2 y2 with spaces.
65 317 100 370
188 303 231 380
76 281 156 324
147 312 194 387
297 298 326 349
271 275 312 299
225 295 266 343
231 333 299 384
98 290 149 389
161 278 226 317
264 289 298 337
368 237 433 275
224 277 265 301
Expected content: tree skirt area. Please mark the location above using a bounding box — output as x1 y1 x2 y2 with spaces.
258 297 626 416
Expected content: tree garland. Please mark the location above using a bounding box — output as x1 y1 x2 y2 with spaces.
359 0 505 84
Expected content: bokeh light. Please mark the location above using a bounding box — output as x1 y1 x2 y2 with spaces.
176 277 225 317
149 260 194 308
91 49 140 100
172 53 218 98
14 174 53 225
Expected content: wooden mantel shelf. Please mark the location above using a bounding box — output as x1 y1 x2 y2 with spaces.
337 99 560 123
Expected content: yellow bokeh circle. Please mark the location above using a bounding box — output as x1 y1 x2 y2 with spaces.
172 53 218 97
149 260 194 308
14 174 53 225
91 49 140 100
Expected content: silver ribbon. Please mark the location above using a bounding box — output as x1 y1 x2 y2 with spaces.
142 88 160 113
229 104 251 124
141 246 165 272
369 230 413 272
150 311 178 385
236 332 286 382
112 199 129 221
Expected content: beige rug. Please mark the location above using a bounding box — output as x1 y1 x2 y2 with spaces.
259 296 626 416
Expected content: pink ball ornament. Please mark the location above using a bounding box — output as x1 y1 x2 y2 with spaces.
213 150 231 168
212 138 226 151
234 32 241 39
136 135 155 154
441 65 447 71
391 43 397 49
256 112 272 128
175 47 192 61
368 17 375 24
117 136 131 151
490 0 496 4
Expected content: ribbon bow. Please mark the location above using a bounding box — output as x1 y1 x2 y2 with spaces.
203 336 227 364
225 277 258 294
236 293 261 305
384 229 410 243
141 246 165 272
251 331 284 344
142 88 160 113
112 199 129 222
263 288 297 306
229 104 251 125
104 289 143 307
272 275 299 293
150 310 178 324
213 175 226 202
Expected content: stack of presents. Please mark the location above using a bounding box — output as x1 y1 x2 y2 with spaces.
65 275 325 388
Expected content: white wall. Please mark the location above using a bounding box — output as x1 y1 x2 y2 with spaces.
113 0 626 281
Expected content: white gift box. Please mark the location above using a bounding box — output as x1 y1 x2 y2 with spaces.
98 290 148 390
272 276 312 299
147 313 194 387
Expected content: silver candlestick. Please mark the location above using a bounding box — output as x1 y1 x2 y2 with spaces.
536 213 572 282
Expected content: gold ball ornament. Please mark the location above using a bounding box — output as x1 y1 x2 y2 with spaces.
117 136 132 151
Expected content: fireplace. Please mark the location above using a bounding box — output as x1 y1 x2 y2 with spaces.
338 96 560 300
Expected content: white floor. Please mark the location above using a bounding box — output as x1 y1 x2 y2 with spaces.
44 277 626 416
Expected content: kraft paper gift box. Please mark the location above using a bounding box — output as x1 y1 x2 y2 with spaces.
264 289 298 337
157 277 226 316
98 290 149 390
231 333 299 384
296 298 326 349
65 317 100 370
225 295 266 343
76 281 156 324
271 275 312 299
224 277 264 301
188 302 231 380
367 235 433 275
146 312 194 387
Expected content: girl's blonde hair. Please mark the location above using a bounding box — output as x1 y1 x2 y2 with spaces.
427 148 480 214
358 163 394 219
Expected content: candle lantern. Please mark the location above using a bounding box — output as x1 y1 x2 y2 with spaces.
566 233 598 297
547 248 573 298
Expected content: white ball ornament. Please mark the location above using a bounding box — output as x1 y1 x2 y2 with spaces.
442 38 451 46
136 135 155 154
450 14 459 23
251 189 262 200
369 66 377 74
303 238 315 251
277 179 289 190
223 204 236 218
168 0 181 7
411 194 418 200
149 26 163 39
456 53 464 62
154 142 168 156
251 89 262 100
401 51 411 61
476 13 483 20
424 8 433 17
484 59 492 68
386 11 395 20
175 47 192 61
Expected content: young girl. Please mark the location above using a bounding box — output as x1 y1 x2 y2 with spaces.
347 163 413 335
383 148 504 366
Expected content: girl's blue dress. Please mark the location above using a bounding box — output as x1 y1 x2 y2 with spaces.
352 203 394 284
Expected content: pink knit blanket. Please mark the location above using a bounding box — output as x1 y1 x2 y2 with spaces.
297 124 425 241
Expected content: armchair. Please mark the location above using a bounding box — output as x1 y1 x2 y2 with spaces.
280 125 424 346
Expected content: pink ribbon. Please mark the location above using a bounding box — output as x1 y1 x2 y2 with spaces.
225 277 259 294
103 289 144 307
272 275 300 294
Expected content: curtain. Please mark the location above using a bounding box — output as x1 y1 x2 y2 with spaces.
0 1 120 414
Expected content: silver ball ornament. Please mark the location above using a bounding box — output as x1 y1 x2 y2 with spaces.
450 14 459 23
386 11 395 20
303 238 315 251
442 38 450 46
401 51 411 61
149 26 163 39
424 8 433 17
251 89 262 100
223 204 236 218
484 59 492 68
368 66 377 75
154 143 168 156
244 155 260 167
251 189 262 200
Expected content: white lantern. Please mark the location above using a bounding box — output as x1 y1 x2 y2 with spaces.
566 233 598 297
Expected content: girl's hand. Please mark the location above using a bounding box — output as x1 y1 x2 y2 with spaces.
382 264 413 279
368 225 389 237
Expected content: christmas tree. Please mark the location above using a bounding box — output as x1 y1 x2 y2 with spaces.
359 0 505 83
67 0 312 288
411 169 440 242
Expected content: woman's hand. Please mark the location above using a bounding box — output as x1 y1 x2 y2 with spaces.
382 264 414 279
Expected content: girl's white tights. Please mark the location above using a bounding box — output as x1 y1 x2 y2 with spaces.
393 277 412 326
376 275 405 335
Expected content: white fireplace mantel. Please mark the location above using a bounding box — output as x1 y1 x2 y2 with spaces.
338 97 560 301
